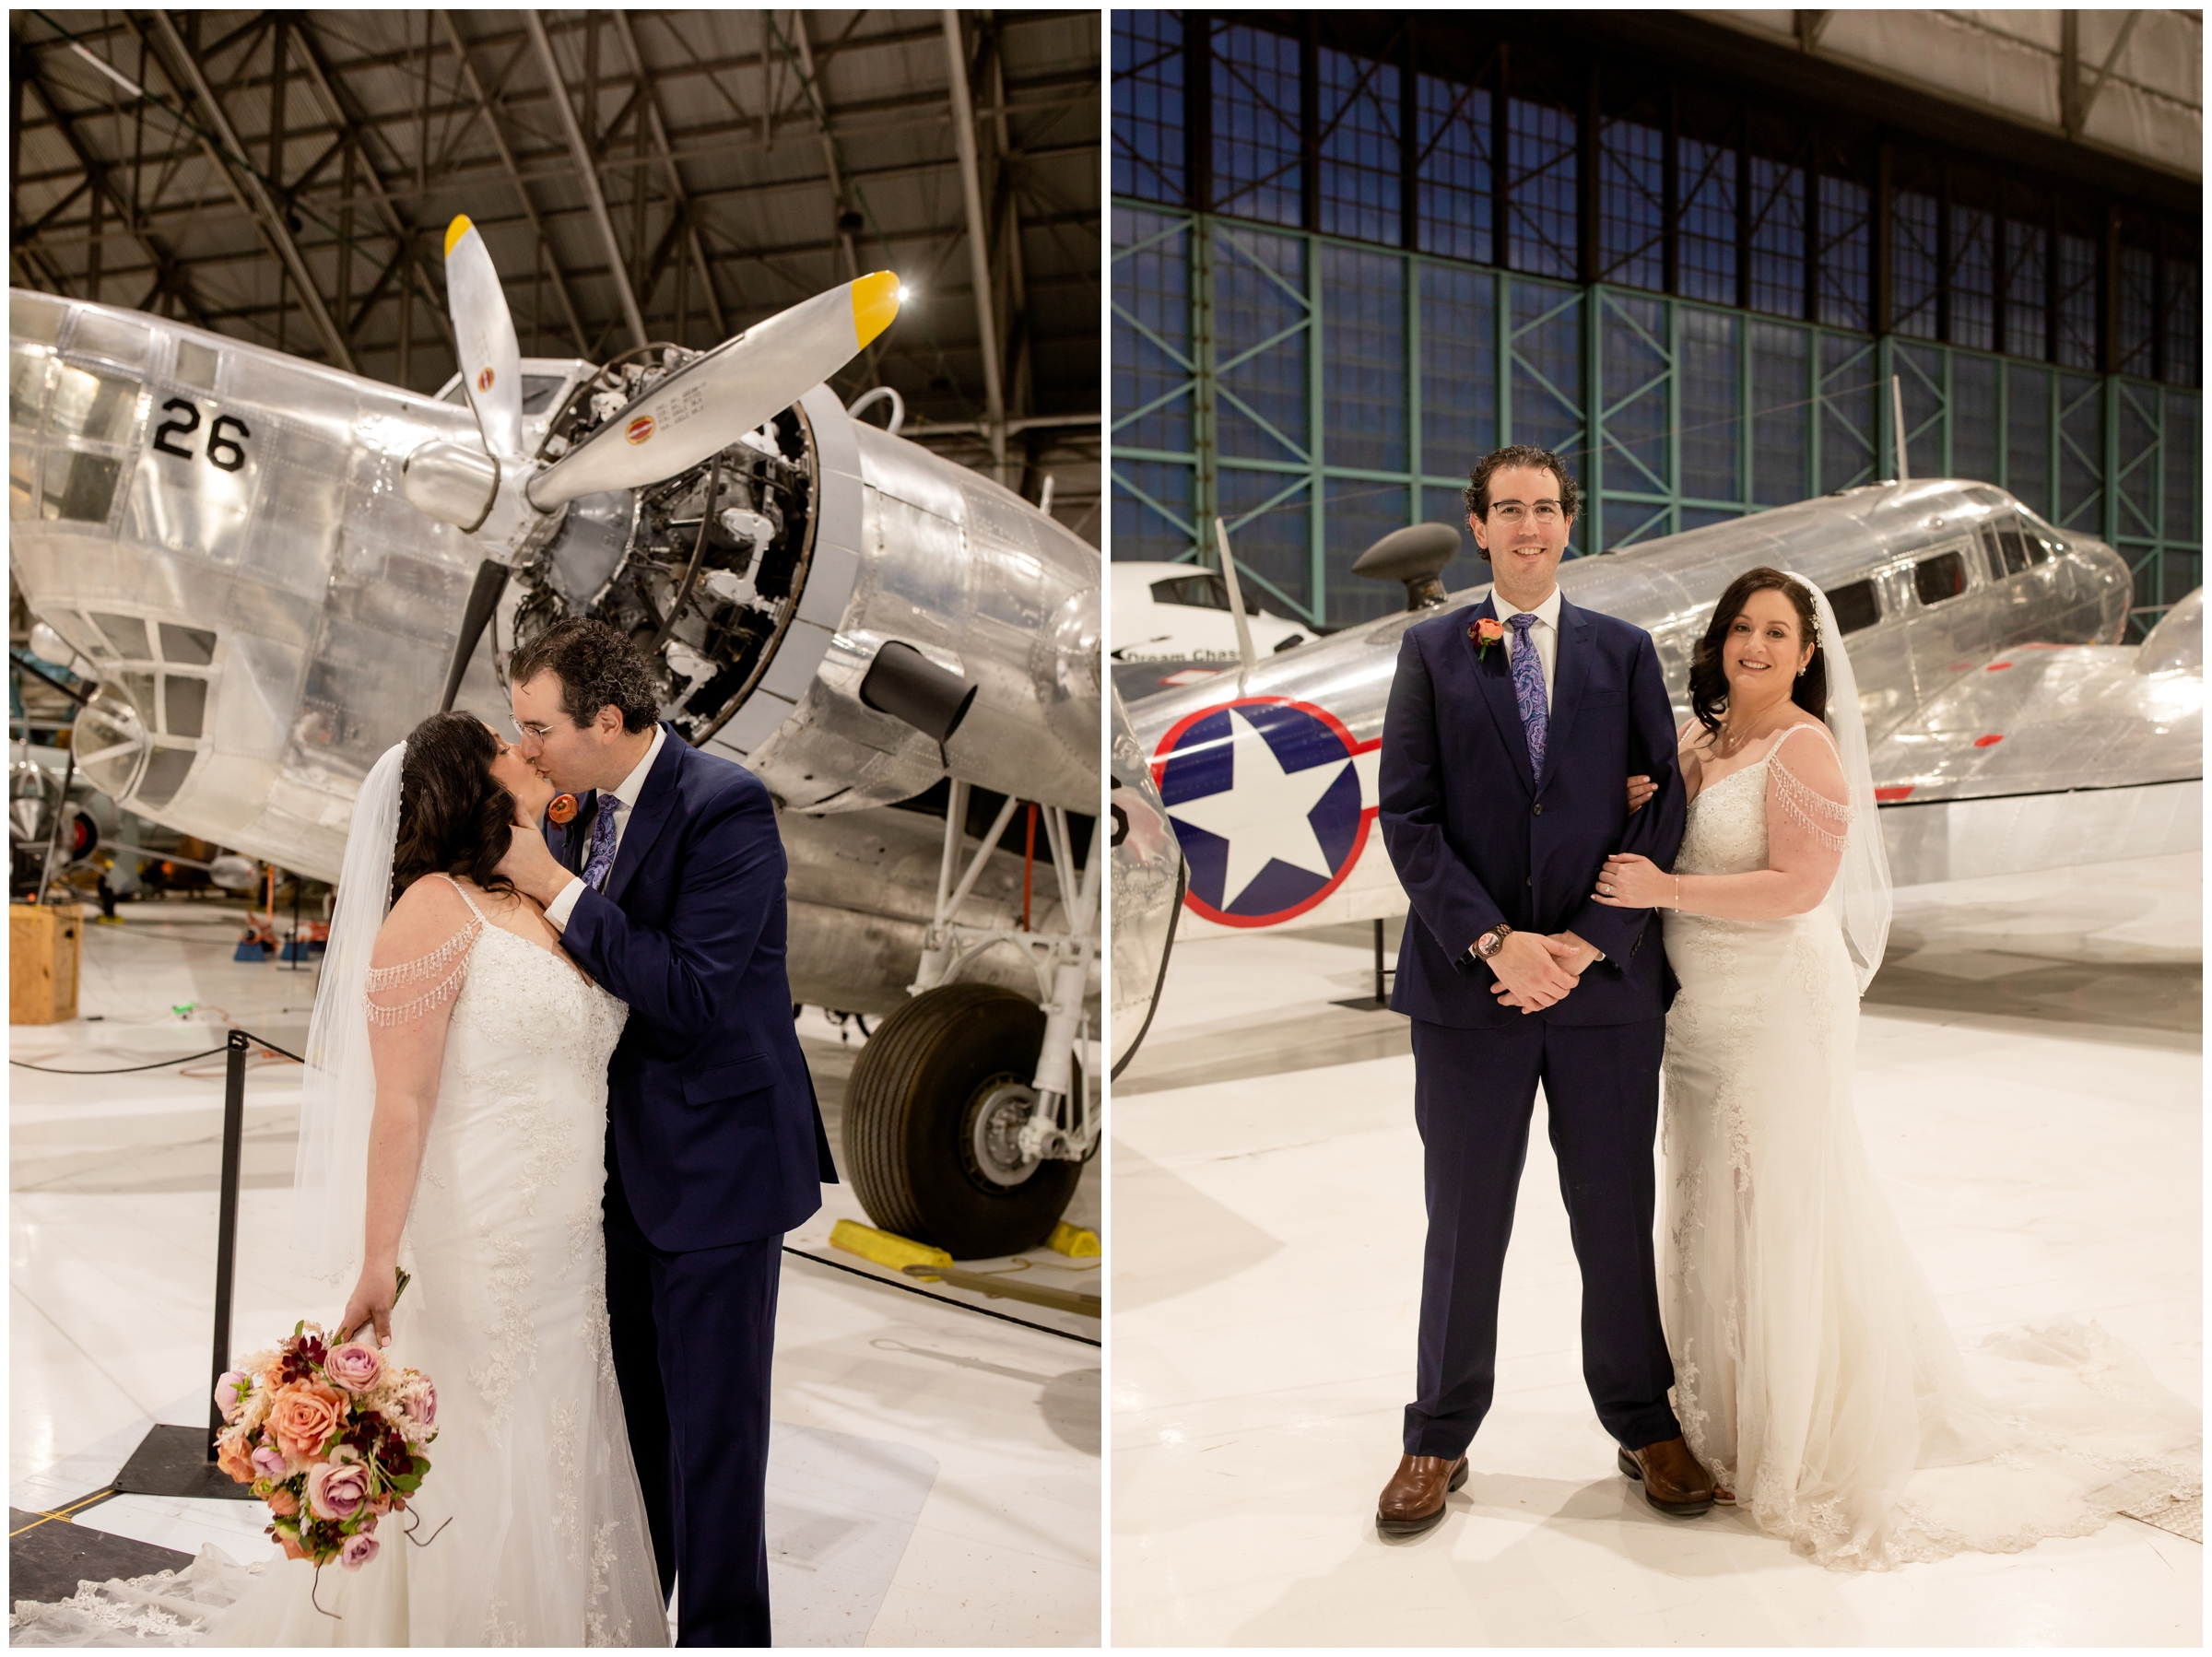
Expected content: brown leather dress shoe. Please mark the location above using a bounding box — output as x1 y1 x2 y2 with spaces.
1616 1436 1716 1518
1376 1453 1468 1538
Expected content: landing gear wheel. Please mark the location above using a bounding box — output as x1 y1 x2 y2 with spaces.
844 982 1082 1259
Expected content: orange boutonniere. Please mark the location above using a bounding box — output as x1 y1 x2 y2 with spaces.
1471 616 1505 658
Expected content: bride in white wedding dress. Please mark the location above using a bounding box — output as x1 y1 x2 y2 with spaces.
1599 569 2198 1571
11 713 667 1645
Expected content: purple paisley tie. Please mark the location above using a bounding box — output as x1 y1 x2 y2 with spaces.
582 797 620 890
1507 611 1547 779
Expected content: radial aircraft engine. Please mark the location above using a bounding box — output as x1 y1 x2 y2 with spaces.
8 219 1102 1260
1108 480 2202 1069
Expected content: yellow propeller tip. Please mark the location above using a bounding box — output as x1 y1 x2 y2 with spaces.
444 216 475 258
852 271 901 350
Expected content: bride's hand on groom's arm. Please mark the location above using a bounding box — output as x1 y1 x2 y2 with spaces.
1592 852 1670 909
1626 774 1655 815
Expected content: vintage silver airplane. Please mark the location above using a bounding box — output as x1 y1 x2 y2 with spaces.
9 218 1100 1261
1106 481 2203 1066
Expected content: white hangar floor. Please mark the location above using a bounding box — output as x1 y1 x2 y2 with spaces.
1110 853 2199 1647
10 904 1100 1647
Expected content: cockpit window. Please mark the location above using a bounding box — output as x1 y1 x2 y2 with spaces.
520 374 566 414
441 371 568 413
1912 550 1967 605
1151 572 1230 611
1990 521 2053 575
1825 579 1881 635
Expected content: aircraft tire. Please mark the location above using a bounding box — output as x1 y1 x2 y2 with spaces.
843 982 1082 1260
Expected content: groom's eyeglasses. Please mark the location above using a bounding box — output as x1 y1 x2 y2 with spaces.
511 717 560 742
1488 501 1563 524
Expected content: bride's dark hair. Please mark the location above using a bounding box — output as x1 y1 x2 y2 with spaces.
389 711 520 906
1688 567 1829 738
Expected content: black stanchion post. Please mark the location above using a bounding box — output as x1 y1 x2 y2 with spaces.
206 1029 249 1451
112 1028 260 1500
1373 918 1386 1005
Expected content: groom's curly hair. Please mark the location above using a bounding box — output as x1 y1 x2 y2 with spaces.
1462 446 1582 560
1688 567 1829 737
507 617 661 734
390 711 521 907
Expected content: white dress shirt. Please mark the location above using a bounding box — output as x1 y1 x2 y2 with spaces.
545 723 665 930
1493 583 1561 711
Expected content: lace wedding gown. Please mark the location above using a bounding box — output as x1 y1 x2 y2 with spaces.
1659 725 2198 1570
12 877 668 1645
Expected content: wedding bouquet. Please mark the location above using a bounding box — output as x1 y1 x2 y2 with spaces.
212 1274 440 1578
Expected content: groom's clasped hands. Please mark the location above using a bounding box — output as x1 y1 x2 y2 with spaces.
1488 927 1599 1014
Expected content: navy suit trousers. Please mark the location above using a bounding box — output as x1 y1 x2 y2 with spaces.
1404 1015 1680 1459
606 1157 780 1647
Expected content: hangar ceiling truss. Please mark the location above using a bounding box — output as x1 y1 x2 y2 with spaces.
7 8 1102 533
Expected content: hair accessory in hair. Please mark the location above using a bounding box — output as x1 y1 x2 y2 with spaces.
547 793 579 826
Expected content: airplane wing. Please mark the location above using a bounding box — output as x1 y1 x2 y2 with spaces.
1869 591 2202 885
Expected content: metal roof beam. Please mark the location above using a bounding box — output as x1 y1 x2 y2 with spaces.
526 9 648 351
610 10 725 338
431 10 589 358
285 20 455 358
941 11 1006 481
13 60 216 330
144 11 355 370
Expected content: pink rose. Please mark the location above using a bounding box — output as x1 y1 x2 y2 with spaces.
214 1370 251 1423
324 1342 384 1395
306 1458 371 1522
340 1529 380 1570
250 1444 288 1481
400 1377 437 1430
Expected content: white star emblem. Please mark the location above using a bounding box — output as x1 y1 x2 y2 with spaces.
1167 707 1350 911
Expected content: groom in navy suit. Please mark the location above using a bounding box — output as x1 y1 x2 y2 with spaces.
1374 446 1715 1537
496 618 835 1645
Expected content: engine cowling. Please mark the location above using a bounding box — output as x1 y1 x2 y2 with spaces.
510 382 1099 816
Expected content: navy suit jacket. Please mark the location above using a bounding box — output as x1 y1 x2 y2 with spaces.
1379 593 1688 1028
550 725 835 1252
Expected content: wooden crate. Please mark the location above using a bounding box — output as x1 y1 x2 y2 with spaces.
9 904 81 1025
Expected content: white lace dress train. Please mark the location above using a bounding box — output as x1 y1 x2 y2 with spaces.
11 880 668 1645
1659 728 2199 1570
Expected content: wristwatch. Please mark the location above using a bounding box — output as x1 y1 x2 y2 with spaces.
1473 923 1512 961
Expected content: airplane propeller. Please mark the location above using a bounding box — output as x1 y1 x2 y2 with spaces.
443 215 524 461
421 212 900 712
525 273 900 511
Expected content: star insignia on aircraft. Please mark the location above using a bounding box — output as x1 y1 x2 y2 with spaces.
1150 698 1380 926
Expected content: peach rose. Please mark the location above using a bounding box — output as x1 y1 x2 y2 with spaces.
275 1525 308 1561
265 1486 300 1517
266 1382 347 1463
214 1431 256 1486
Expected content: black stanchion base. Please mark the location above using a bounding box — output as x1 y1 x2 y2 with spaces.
10 1505 196 1604
110 1423 256 1501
